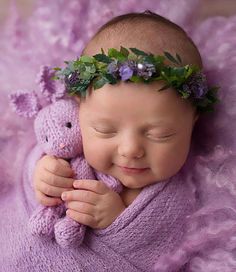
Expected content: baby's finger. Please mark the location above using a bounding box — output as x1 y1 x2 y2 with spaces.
36 180 74 198
62 190 98 205
40 170 74 188
35 190 63 207
66 209 96 228
66 201 95 215
42 156 74 177
73 179 109 194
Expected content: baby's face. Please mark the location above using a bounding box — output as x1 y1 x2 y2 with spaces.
78 81 197 189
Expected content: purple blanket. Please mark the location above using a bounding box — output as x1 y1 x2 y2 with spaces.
0 146 194 271
1 1 236 271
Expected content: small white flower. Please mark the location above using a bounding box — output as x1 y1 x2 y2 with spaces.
137 63 144 70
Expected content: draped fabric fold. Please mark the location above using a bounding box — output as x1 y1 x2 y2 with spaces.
0 147 194 271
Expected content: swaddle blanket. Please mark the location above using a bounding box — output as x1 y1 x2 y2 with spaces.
0 145 194 272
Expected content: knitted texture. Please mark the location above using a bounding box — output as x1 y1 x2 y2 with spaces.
53 155 94 247
34 98 83 158
0 148 193 271
12 97 123 248
1 1 236 270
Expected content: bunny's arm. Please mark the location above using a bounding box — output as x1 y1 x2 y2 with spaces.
54 155 95 248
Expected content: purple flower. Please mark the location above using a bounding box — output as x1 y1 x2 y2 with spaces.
137 62 156 80
119 63 134 81
183 72 208 99
107 61 119 76
36 66 56 99
36 66 66 102
65 71 80 87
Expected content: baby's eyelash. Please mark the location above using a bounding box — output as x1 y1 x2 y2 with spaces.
146 133 175 140
93 127 116 134
158 134 173 138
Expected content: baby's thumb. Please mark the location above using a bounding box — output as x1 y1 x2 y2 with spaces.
57 158 75 178
57 158 70 167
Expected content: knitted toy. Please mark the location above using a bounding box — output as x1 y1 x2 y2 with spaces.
9 66 123 248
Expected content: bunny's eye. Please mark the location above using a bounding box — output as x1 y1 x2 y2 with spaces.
45 136 48 142
65 122 72 128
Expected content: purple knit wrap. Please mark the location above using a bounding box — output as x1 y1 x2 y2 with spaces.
0 145 194 272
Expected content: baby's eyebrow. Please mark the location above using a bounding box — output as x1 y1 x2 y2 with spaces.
146 120 173 128
89 117 115 124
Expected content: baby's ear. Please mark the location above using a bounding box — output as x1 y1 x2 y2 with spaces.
9 90 41 118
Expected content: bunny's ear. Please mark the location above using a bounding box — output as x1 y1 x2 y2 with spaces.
8 90 41 118
36 65 66 103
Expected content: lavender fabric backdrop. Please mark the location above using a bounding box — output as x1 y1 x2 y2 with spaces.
0 0 236 271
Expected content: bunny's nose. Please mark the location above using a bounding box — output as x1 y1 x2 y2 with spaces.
59 143 66 149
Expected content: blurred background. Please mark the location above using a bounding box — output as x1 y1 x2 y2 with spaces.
0 0 236 26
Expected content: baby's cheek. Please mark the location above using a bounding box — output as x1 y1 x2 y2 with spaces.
152 141 190 180
83 139 112 172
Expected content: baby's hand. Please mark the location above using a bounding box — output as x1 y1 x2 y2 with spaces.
62 180 126 229
33 155 75 206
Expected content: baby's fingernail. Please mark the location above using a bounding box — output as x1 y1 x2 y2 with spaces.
61 193 67 200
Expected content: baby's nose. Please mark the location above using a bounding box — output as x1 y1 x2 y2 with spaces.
59 143 67 149
118 134 145 159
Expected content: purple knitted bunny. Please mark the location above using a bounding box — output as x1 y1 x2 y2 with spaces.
9 66 123 248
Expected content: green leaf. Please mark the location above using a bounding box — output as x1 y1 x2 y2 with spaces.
103 73 117 84
80 56 95 63
53 67 61 71
164 52 179 65
181 91 191 99
143 55 156 64
50 76 60 80
185 66 194 79
61 67 73 76
80 71 92 80
68 82 89 96
129 75 143 83
108 48 127 61
129 48 149 56
154 55 165 64
76 63 86 72
69 62 78 72
72 60 81 69
85 64 96 73
93 54 111 63
176 53 182 64
93 76 110 90
120 46 129 57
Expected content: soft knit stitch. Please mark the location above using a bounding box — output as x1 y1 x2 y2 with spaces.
15 97 123 248
0 145 194 271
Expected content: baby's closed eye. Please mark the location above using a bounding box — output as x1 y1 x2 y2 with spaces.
144 129 177 141
93 126 117 135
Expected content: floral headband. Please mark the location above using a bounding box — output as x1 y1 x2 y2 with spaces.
53 46 219 112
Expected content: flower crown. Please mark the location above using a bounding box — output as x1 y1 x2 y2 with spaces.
54 46 219 112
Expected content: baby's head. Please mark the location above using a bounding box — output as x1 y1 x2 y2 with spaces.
76 11 203 189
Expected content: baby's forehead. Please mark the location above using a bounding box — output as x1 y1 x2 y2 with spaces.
83 20 202 67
